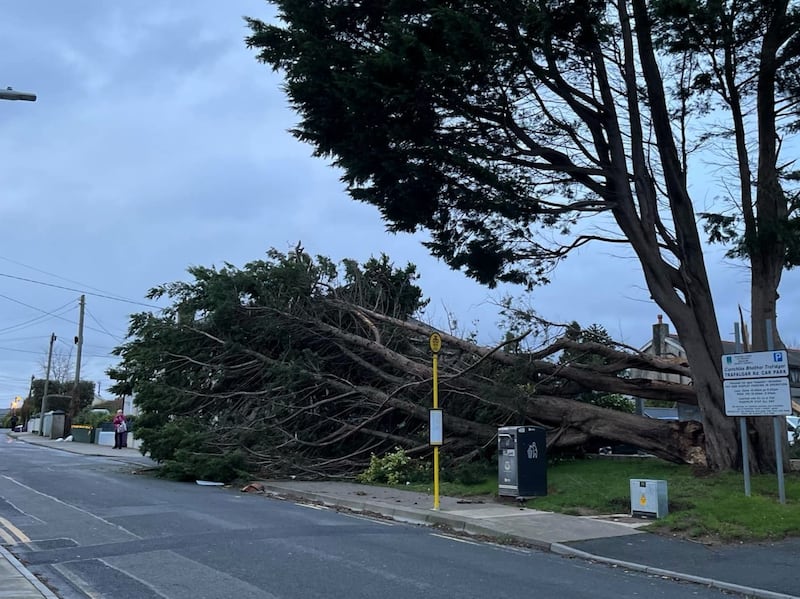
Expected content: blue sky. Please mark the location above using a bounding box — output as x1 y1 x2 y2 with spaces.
1 1 797 407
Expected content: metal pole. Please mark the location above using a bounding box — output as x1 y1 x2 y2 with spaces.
766 319 786 505
39 333 56 436
432 350 440 510
429 333 442 511
773 417 786 504
735 323 751 496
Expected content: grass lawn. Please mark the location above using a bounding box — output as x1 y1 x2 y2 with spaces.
418 457 800 542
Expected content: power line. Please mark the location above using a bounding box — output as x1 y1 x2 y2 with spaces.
86 308 125 342
83 343 117 351
0 294 123 343
0 298 75 335
0 272 162 308
0 294 87 335
0 293 73 315
0 293 124 358
0 346 44 355
0 254 155 306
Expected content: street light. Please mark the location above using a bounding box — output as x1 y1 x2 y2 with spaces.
0 87 36 101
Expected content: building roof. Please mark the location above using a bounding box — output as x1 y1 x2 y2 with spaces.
641 328 800 367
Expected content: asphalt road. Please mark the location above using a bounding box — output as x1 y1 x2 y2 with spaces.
1 437 736 598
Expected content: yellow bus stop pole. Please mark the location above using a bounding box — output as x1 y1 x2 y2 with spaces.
433 351 439 510
430 333 442 510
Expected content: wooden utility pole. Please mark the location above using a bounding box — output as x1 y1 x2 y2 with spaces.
40 333 56 436
69 295 85 418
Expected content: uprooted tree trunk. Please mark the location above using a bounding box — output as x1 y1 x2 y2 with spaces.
519 394 705 465
356 308 707 466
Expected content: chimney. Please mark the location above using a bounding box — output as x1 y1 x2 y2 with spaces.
653 314 669 356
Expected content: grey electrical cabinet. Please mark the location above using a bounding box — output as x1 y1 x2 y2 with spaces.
630 479 668 518
498 426 547 498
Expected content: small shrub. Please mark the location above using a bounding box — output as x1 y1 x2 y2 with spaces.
788 442 800 460
158 449 249 483
451 461 495 485
358 447 413 485
73 408 113 429
405 460 432 483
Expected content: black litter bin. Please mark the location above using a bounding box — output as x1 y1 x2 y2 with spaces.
498 426 547 498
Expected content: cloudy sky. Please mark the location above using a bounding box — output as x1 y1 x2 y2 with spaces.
1 1 797 407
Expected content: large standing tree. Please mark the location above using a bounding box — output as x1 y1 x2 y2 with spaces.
246 0 799 471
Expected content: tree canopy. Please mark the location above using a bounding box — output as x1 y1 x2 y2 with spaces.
246 0 800 472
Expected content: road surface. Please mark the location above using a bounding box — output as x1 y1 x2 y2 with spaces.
0 436 734 598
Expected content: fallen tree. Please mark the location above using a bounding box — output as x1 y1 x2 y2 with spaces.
109 249 705 481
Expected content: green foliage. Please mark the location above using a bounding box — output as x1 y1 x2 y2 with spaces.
158 450 250 484
788 443 800 460
72 408 112 428
245 0 800 289
246 1 619 288
108 248 429 477
133 418 206 465
559 322 614 366
24 379 94 416
357 447 414 485
34 395 71 413
339 254 429 319
585 393 635 413
441 460 496 486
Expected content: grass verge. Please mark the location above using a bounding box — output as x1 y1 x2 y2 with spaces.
410 456 800 543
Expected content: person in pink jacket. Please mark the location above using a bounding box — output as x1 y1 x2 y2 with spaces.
112 409 127 449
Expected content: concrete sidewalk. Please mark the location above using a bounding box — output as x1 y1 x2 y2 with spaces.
255 480 647 546
4 432 800 599
0 544 59 599
8 431 156 465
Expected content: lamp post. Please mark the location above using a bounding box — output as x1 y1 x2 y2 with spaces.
0 87 36 101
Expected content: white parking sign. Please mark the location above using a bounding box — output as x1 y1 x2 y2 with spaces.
721 350 788 379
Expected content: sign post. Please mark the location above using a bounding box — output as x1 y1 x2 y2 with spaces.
429 332 442 510
722 348 789 503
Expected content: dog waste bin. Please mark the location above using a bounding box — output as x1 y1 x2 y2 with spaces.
498 426 547 498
